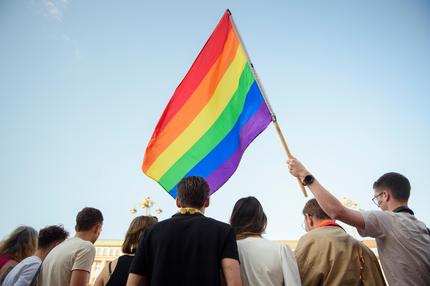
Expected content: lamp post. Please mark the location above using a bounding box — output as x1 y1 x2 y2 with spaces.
340 197 361 238
130 196 162 216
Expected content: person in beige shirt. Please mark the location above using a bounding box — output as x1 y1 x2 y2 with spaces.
38 207 103 286
288 158 430 286
295 199 385 286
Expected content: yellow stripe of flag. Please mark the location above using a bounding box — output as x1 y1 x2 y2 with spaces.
146 46 247 180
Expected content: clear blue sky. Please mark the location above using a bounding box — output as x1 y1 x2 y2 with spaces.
1 0 429 240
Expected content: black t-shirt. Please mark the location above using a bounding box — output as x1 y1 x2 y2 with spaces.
106 255 134 286
129 213 239 286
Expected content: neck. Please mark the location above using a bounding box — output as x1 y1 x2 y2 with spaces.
75 232 95 244
177 207 205 215
388 201 408 212
34 249 49 261
236 232 262 240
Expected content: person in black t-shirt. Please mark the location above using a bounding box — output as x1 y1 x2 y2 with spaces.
94 216 157 286
126 176 242 286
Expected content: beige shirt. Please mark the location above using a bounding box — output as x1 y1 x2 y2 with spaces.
295 226 386 286
38 236 95 286
237 237 301 286
358 210 430 286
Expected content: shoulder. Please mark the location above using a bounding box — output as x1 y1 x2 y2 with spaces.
144 218 173 234
69 239 95 258
360 210 396 226
297 227 345 248
203 216 231 228
298 227 327 241
202 217 235 236
361 210 393 220
73 238 95 252
19 256 41 266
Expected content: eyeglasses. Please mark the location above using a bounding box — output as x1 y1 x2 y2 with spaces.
372 192 384 206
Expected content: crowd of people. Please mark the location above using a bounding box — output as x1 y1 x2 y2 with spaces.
1 158 429 286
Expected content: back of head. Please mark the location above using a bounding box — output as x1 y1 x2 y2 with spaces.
230 196 267 239
373 172 410 202
38 225 69 250
75 207 104 232
177 176 210 208
0 226 38 261
303 198 331 220
122 216 158 254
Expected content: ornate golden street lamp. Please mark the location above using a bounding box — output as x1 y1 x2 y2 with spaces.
130 196 163 216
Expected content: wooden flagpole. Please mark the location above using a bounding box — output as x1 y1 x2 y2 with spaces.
227 9 308 197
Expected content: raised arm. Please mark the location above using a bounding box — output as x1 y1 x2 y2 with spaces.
288 158 365 230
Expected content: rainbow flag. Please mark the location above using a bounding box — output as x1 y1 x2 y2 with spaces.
142 11 272 198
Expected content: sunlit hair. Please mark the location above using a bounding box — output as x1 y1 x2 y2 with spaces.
122 216 158 254
38 225 69 249
0 226 38 261
373 172 410 202
230 196 267 240
75 207 104 232
177 176 210 208
302 198 331 220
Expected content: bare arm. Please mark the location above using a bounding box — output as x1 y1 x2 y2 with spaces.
94 258 118 286
69 270 90 286
288 158 365 229
221 258 242 286
93 262 108 286
126 273 148 286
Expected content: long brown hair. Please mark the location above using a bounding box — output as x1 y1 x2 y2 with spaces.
0 226 38 261
122 216 157 254
230 197 267 240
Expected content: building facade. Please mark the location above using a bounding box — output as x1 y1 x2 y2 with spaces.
89 239 378 285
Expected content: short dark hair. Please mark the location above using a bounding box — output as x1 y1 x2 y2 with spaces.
177 176 210 208
38 225 69 249
122 216 157 254
373 172 410 202
303 198 331 220
230 196 267 239
75 207 104 232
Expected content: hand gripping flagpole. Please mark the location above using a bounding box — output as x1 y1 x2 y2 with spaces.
227 9 308 197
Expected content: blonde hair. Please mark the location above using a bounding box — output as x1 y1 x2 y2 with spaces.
0 226 38 261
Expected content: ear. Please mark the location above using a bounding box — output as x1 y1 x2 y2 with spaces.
306 215 314 228
204 197 210 208
384 191 390 202
176 198 181 208
93 223 102 235
49 240 62 250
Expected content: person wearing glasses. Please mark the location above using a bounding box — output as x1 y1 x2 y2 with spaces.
288 158 430 286
295 198 385 286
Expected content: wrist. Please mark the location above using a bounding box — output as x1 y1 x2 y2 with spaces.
299 171 311 182
301 173 315 186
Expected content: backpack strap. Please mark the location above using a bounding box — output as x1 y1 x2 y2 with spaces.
29 263 42 286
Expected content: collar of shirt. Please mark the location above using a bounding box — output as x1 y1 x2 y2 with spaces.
318 219 345 231
175 207 204 215
393 206 414 215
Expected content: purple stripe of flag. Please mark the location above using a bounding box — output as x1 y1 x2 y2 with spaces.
206 101 272 193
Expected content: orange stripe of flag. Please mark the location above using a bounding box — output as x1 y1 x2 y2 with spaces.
143 28 240 172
